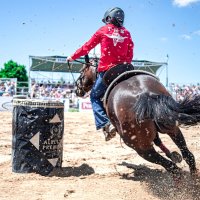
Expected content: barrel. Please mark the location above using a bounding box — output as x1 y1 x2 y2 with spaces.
12 99 64 175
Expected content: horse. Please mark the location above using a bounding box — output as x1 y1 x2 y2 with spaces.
73 56 200 180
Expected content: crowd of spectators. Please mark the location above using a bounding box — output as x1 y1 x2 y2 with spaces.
30 81 79 106
1 79 200 105
0 81 16 96
169 83 200 101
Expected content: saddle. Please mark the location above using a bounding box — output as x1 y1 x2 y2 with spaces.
103 64 159 107
103 63 135 86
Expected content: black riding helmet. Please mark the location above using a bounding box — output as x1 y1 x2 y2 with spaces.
102 7 124 27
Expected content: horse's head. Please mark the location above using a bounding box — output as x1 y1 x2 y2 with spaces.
75 58 97 97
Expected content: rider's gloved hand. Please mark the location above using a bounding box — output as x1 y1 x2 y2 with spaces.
66 56 73 62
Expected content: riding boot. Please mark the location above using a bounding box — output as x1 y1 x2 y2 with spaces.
102 123 116 141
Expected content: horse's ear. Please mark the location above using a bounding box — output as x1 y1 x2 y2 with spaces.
79 55 90 72
85 55 90 64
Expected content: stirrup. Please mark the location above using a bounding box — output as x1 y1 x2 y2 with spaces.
103 124 116 141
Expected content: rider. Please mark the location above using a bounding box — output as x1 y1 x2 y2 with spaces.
67 7 134 141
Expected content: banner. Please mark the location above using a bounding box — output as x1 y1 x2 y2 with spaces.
79 98 92 112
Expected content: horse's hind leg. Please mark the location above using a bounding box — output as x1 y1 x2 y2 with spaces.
137 147 181 177
154 132 171 158
154 132 182 163
168 127 197 175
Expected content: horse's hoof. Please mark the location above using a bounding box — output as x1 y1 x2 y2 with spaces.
191 169 200 181
170 151 182 163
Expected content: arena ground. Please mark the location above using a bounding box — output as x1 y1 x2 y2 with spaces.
1 111 200 200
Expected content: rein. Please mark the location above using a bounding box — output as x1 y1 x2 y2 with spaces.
67 58 97 82
67 60 78 85
68 59 97 67
67 59 91 88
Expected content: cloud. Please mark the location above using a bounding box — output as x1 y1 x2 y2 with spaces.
179 30 200 40
173 0 200 7
193 30 200 36
180 34 192 40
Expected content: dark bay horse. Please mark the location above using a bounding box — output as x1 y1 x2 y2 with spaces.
73 58 200 179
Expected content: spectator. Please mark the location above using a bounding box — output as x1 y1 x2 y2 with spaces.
169 83 200 101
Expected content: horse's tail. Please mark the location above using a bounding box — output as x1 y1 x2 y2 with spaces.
134 93 200 126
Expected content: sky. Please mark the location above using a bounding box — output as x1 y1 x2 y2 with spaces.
0 0 200 86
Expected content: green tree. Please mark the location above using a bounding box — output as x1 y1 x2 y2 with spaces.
0 60 28 88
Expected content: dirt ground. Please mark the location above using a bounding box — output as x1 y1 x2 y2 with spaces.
1 111 200 200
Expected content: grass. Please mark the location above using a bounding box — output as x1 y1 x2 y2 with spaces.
68 108 79 112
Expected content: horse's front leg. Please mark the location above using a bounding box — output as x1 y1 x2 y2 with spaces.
168 127 198 176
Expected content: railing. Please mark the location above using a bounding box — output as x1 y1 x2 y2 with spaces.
16 81 29 95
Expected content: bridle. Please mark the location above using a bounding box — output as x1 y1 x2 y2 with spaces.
76 65 91 94
67 55 98 96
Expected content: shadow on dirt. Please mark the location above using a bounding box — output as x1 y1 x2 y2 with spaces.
119 161 200 200
48 163 95 177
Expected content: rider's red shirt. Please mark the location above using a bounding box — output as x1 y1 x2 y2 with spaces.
70 24 134 72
